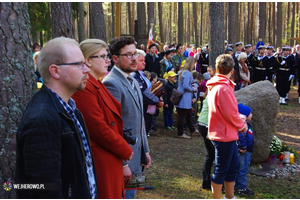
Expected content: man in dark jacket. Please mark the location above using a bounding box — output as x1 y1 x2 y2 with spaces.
15 37 97 198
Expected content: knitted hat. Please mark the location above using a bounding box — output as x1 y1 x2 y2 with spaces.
238 103 252 117
166 65 174 72
203 72 211 81
237 52 247 61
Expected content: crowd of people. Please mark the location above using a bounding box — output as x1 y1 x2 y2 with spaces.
15 35 299 199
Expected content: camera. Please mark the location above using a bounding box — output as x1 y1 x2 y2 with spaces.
123 127 137 145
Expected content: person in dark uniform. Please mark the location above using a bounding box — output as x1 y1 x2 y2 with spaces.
244 44 257 83
197 44 209 74
235 42 243 59
266 46 276 82
274 47 295 105
285 46 294 100
253 45 269 83
293 45 300 104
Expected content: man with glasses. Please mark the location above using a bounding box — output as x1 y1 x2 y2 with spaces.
103 36 151 199
15 37 97 198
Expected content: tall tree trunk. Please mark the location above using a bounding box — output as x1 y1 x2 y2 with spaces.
228 2 237 44
247 2 251 43
193 2 199 47
158 2 164 41
0 2 36 199
127 2 133 35
272 2 276 45
290 2 295 46
250 2 254 44
174 3 178 42
90 2 106 41
276 2 283 48
111 2 115 39
258 2 266 40
187 3 190 44
209 2 224 67
224 2 228 42
137 2 147 46
50 2 73 38
236 3 240 42
178 2 183 45
200 2 203 45
147 2 154 33
78 2 85 42
285 3 290 43
169 3 172 42
268 3 271 44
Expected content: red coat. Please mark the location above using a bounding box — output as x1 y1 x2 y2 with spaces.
72 74 132 199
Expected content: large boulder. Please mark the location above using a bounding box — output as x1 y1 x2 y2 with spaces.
235 80 280 163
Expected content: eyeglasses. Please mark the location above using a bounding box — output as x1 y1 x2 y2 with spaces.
89 54 110 61
116 52 138 59
56 61 86 70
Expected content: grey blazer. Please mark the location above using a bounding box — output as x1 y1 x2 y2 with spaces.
102 66 150 173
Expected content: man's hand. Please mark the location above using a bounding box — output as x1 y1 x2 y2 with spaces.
123 165 132 185
142 153 151 169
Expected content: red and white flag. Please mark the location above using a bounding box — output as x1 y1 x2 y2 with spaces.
147 25 155 53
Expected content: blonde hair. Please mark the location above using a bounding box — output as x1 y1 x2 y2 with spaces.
33 51 40 71
38 37 79 83
80 39 107 58
179 56 196 82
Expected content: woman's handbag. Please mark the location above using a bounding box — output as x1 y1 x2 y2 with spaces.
170 89 185 105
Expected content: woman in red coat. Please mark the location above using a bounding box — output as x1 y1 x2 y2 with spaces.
72 39 133 199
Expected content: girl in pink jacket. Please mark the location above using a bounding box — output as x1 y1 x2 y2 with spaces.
206 54 247 199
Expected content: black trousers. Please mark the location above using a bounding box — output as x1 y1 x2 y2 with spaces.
276 71 290 98
198 124 215 188
144 112 153 134
177 108 195 136
253 70 267 83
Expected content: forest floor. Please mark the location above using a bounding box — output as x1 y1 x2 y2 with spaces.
135 85 300 199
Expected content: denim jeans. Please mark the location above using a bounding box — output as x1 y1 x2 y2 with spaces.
198 125 215 188
125 189 136 199
235 151 252 190
163 104 174 127
211 140 239 184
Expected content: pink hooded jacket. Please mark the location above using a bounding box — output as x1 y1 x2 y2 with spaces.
206 74 246 142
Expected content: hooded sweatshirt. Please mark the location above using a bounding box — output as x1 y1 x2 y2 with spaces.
206 74 246 142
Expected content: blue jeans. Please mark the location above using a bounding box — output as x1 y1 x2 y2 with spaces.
236 151 252 190
125 189 136 199
211 140 239 184
163 104 174 127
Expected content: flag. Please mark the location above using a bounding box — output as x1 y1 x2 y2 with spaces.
147 25 155 53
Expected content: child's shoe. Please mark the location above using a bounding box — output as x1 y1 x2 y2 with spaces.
171 126 177 130
166 126 173 131
237 188 254 195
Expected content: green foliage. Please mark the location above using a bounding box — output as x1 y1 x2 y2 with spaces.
27 3 51 34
